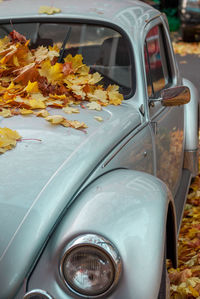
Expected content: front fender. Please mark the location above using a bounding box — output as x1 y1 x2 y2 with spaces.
183 78 199 151
26 169 174 299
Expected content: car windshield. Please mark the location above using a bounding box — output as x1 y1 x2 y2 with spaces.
0 22 133 97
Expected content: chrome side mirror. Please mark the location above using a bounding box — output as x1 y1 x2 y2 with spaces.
161 85 190 106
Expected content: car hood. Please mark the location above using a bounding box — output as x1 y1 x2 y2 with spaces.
0 102 140 297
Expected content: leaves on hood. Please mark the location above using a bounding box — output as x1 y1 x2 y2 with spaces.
0 127 21 153
0 30 124 153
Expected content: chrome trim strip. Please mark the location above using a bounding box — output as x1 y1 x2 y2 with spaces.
23 289 54 299
183 149 199 176
60 234 122 298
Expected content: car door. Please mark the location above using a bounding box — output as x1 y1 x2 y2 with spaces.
144 21 184 195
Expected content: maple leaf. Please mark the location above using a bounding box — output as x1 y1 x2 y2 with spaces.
19 108 33 115
34 45 59 63
62 106 80 114
45 114 64 124
0 36 10 52
25 81 39 93
28 99 46 109
9 30 27 43
0 44 18 64
39 6 61 15
64 54 84 72
0 127 21 153
62 62 74 76
0 108 12 117
94 116 103 122
86 102 102 111
71 84 86 99
13 63 39 84
87 89 108 104
39 60 63 83
88 72 102 84
35 109 49 118
61 119 87 129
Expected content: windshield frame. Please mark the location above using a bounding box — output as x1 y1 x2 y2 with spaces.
0 17 136 99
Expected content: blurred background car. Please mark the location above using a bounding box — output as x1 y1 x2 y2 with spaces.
179 0 200 41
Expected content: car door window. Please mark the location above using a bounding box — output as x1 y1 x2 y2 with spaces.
144 25 171 100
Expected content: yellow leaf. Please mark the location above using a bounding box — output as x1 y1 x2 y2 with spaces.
39 60 63 83
0 108 12 118
35 109 49 118
45 115 64 124
49 94 67 100
38 6 61 15
108 90 123 105
0 36 10 52
25 81 39 93
71 84 86 99
34 45 59 62
87 89 108 104
94 116 103 122
0 127 21 153
13 55 20 66
62 106 80 114
62 119 87 129
86 102 102 111
29 99 46 109
19 109 33 115
88 72 102 84
64 54 84 72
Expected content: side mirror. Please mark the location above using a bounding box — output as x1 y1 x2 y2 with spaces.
161 85 190 106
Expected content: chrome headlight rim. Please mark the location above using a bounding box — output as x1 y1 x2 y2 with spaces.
23 289 54 299
60 233 122 298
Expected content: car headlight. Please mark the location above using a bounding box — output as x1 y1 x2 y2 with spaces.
60 234 122 298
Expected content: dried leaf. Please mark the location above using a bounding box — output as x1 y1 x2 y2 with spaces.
94 116 103 122
87 102 102 111
38 6 61 15
0 127 21 153
0 108 12 117
62 106 80 114
35 109 49 118
45 114 64 124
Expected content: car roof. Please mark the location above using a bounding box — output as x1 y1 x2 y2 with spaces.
0 0 159 33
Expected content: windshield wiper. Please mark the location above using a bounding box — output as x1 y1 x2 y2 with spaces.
58 26 72 63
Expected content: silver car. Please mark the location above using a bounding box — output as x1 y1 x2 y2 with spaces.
0 0 199 299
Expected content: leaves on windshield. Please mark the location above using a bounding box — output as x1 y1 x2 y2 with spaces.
0 30 124 153
38 6 61 15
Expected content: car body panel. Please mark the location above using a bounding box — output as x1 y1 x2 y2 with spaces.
0 103 140 298
25 170 171 299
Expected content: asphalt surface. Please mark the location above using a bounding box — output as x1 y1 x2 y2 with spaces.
175 54 200 90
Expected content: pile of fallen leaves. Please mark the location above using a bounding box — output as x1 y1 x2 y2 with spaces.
168 168 200 298
172 41 200 57
0 30 123 153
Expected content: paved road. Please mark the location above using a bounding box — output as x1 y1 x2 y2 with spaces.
175 54 200 90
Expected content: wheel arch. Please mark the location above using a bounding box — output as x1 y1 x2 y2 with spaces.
25 169 178 299
166 200 178 268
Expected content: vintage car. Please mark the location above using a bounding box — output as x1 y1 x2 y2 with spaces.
179 0 200 41
0 0 199 298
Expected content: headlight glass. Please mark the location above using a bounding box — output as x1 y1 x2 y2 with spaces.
62 246 114 296
60 234 122 298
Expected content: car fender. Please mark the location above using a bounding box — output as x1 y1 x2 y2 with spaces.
183 78 199 151
27 169 176 299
